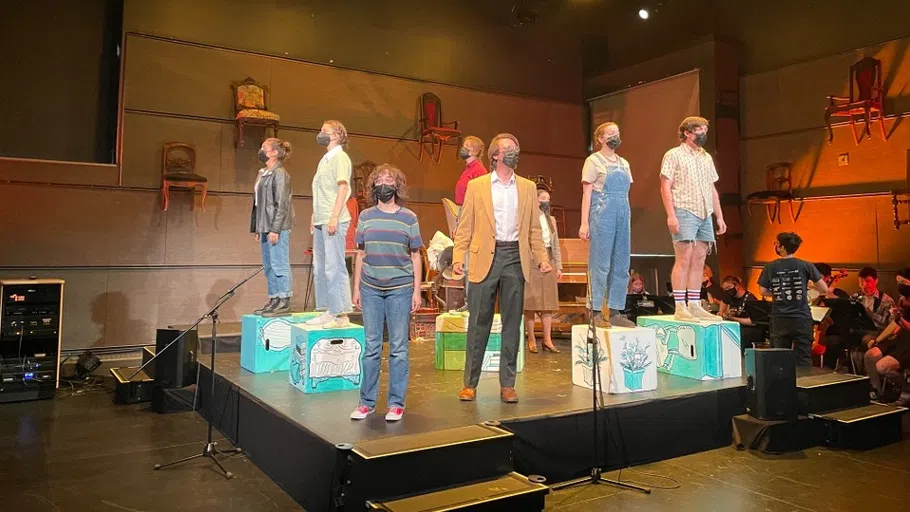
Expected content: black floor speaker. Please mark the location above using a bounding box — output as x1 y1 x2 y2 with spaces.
154 328 198 389
745 348 798 421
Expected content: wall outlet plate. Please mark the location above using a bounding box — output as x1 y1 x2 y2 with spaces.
838 153 849 166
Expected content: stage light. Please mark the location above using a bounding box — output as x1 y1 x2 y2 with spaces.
639 8 650 20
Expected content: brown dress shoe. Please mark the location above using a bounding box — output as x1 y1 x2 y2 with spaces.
458 387 476 401
593 311 611 328
500 387 519 403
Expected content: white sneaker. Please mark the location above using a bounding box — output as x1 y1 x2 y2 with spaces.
688 302 720 322
385 407 404 422
305 312 333 326
674 304 698 322
325 314 350 329
350 405 373 420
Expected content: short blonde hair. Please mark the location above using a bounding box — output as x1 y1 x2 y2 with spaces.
264 138 292 160
367 163 409 206
592 122 618 150
323 120 348 147
462 135 484 159
487 133 520 167
678 116 709 141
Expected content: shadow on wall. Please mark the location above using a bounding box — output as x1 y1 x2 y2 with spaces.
91 291 147 348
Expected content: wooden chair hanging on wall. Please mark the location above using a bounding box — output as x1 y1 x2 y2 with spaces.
161 142 208 211
231 77 280 147
418 92 461 163
745 162 798 224
892 189 910 230
824 57 888 145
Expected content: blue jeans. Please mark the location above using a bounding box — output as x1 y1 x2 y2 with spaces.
359 284 413 409
312 223 352 315
589 173 632 312
260 230 292 298
671 207 715 243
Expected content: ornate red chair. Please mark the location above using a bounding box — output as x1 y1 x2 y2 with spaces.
231 77 280 147
746 162 797 224
418 93 461 163
893 189 910 230
161 143 208 211
824 57 887 145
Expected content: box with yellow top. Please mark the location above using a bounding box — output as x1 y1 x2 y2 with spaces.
434 312 524 372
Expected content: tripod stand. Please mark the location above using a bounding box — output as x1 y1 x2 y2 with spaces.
134 267 263 479
551 307 651 494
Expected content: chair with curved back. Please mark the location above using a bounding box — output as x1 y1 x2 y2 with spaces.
162 142 208 211
231 77 280 147
418 92 461 163
824 57 887 145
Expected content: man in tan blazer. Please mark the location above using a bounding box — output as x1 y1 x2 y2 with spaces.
453 133 552 403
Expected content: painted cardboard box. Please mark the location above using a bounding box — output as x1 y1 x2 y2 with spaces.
636 315 742 380
433 312 523 372
239 312 319 374
289 323 365 394
571 325 657 394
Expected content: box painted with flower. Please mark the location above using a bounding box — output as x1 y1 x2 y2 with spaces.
636 315 741 380
571 325 657 394
239 312 320 374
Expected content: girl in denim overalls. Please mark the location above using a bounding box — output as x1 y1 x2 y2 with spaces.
579 122 635 328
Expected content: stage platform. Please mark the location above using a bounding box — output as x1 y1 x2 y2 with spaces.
193 335 747 511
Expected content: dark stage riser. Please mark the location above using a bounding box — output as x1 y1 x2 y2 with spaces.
196 362 748 510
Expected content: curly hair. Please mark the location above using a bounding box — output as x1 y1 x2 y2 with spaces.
678 116 709 141
323 120 348 147
264 137 292 160
367 163 409 206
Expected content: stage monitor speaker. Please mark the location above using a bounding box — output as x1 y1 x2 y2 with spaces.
745 348 797 421
154 328 198 389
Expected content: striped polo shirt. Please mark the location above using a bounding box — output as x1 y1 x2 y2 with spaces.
355 206 424 290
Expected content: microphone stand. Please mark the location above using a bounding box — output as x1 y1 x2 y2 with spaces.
141 266 263 479
550 300 651 495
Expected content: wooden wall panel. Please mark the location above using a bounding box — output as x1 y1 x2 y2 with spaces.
124 35 585 157
0 184 166 267
740 37 910 139
121 112 224 189
0 158 119 187
123 35 270 120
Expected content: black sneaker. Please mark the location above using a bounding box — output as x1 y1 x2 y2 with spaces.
263 298 291 317
254 298 279 315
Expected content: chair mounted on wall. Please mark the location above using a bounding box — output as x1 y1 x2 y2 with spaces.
231 77 280 147
161 142 208 211
892 189 910 230
824 57 888 145
418 92 461 163
745 162 799 224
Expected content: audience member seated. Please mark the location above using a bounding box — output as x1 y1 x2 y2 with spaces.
700 265 723 312
823 266 895 369
864 303 910 405
628 272 650 295
718 276 765 353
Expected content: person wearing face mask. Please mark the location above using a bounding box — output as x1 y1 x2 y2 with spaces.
251 138 295 316
628 273 647 295
718 276 764 353
758 232 828 366
660 116 727 322
579 122 635 328
864 303 910 405
452 133 552 404
454 136 487 206
349 164 423 422
523 186 563 354
306 120 354 329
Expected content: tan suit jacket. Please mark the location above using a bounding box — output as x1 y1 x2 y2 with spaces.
453 173 550 283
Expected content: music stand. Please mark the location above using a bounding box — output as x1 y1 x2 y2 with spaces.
743 300 771 328
651 296 677 315
623 294 658 322
818 298 877 332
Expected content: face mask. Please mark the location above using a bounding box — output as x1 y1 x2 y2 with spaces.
539 201 550 213
605 136 621 150
724 288 738 298
500 149 520 169
693 132 707 147
373 184 397 203
898 284 910 298
257 149 269 163
631 284 643 293
458 147 471 160
316 132 331 147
